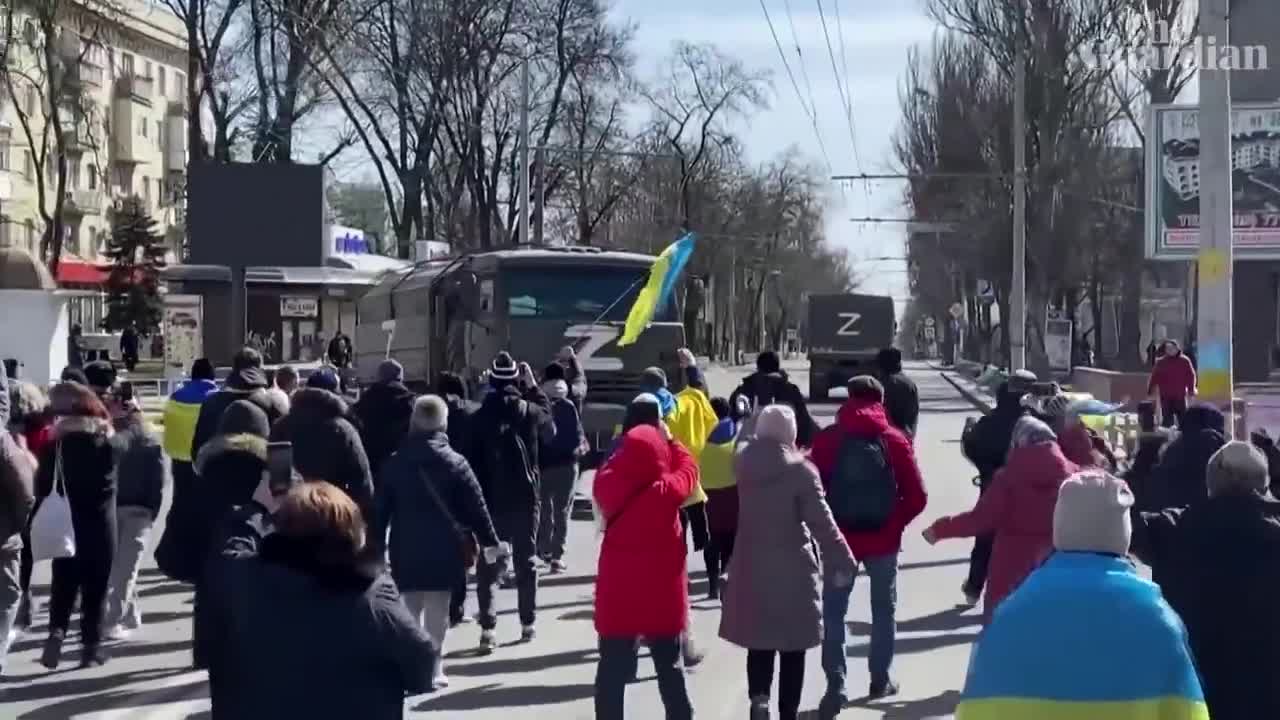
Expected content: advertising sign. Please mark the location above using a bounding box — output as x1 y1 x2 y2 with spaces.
281 295 318 318
1147 103 1280 259
163 294 203 379
1045 318 1074 371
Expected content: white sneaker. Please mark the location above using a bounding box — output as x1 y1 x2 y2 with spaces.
431 669 450 689
104 624 133 641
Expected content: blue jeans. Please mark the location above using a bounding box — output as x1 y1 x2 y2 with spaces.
822 554 898 700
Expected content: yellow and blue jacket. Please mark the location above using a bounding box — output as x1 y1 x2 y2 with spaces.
698 418 738 491
958 552 1208 720
163 379 218 463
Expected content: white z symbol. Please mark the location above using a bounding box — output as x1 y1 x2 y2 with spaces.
837 313 862 336
564 325 624 371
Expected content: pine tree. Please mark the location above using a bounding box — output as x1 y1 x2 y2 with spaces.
103 196 166 334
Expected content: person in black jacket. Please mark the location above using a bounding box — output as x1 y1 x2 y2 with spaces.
1130 441 1280 720
206 481 437 720
729 351 817 448
270 387 375 527
37 382 120 669
375 394 503 688
354 359 417 481
466 352 555 653
103 404 169 639
1145 403 1226 511
436 371 477 626
189 348 285 462
958 371 1034 606
538 366 586 572
875 347 919 438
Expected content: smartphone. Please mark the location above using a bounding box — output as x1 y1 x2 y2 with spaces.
267 442 295 496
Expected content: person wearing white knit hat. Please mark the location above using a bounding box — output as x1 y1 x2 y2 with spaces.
1052 469 1134 555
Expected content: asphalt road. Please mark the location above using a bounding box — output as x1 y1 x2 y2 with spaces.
2 361 985 719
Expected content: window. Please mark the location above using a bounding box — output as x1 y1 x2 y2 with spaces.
158 67 166 95
502 265 679 322
140 120 147 138
24 220 34 251
87 164 97 189
176 72 186 99
156 120 163 148
23 150 31 180
121 52 134 75
142 177 151 205
0 142 9 171
0 218 10 248
144 60 152 78
24 86 35 116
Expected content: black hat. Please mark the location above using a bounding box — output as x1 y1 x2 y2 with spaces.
83 361 116 391
640 366 668 392
756 351 781 374
218 399 270 439
490 352 519 382
191 358 215 381
543 362 566 382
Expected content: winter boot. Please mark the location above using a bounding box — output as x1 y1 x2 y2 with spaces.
40 630 65 670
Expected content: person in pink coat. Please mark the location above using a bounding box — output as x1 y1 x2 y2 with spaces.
923 416 1079 623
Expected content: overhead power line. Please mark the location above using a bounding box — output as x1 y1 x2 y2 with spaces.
759 0 818 124
760 0 833 171
817 0 868 200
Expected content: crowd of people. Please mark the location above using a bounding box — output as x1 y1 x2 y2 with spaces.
4 333 1277 720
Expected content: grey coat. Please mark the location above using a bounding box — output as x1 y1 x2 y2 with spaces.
719 437 856 652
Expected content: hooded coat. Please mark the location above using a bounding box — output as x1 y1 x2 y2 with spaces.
270 388 375 524
928 442 1078 622
539 379 585 469
353 379 416 481
112 416 169 519
35 414 119 571
877 354 919 438
810 398 928 559
1148 404 1226 510
466 385 554 514
189 367 285 461
593 425 698 638
729 370 817 448
1148 347 1197 401
719 435 856 651
962 389 1028 484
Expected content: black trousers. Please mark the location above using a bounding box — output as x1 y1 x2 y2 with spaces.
477 507 539 629
48 553 112 648
679 502 709 552
747 649 806 720
964 482 994 595
595 636 692 720
450 574 467 625
704 531 735 592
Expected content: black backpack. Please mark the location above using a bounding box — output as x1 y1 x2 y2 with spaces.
489 404 537 498
828 433 897 532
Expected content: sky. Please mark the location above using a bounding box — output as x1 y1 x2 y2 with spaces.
612 0 938 307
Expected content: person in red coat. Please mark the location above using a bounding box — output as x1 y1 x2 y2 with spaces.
1148 340 1197 428
592 423 698 720
810 376 928 711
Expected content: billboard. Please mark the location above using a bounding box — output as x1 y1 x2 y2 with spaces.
1147 103 1280 260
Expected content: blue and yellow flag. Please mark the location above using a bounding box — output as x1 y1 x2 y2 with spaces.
618 232 695 347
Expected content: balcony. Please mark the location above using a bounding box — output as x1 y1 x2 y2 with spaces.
165 113 185 173
111 99 145 166
61 123 100 155
114 74 154 107
62 61 105 91
64 189 104 217
0 173 12 202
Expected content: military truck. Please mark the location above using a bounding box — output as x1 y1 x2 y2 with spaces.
354 246 686 461
807 293 896 400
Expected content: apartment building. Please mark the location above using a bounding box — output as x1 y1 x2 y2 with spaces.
0 0 187 272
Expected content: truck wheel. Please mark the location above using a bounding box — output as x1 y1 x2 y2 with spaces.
809 372 829 402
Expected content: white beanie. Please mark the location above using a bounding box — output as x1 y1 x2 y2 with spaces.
1206 441 1270 497
1053 470 1134 556
755 404 797 446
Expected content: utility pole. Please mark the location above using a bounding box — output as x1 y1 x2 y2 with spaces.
518 57 531 246
1196 0 1235 433
728 243 737 362
533 147 546 245
1010 29 1027 372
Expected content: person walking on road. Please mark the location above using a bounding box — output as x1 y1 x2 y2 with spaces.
1129 441 1280 720
466 352 555 652
103 402 169 639
700 396 740 600
810 376 927 713
375 395 505 689
0 369 36 679
721 404 856 720
436 371 477 626
959 370 1035 605
155 358 219 586
37 382 120 669
556 346 587 411
875 348 919 438
354 359 417 481
189 348 285 463
265 365 297 414
1144 403 1226 513
206 481 437 720
537 364 585 573
592 422 698 720
1148 339 1197 428
729 351 817 448
923 416 1077 623
326 329 353 370
119 326 140 372
956 470 1208 720
8 379 53 630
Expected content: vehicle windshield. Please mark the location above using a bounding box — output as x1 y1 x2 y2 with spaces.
503 265 679 322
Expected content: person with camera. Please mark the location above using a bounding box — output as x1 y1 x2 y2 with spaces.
375 395 506 689
206 479 437 720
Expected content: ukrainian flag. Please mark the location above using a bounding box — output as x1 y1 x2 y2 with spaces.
958 552 1209 720
618 232 696 347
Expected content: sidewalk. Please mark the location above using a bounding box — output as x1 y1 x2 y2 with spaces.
927 360 995 413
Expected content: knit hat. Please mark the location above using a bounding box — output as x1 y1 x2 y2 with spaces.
191 358 216 381
376 359 404 383
1053 470 1134 556
306 368 340 392
1206 440 1270 497
1011 415 1056 448
490 352 519 382
847 375 885 403
756 404 797 446
83 361 116 391
623 393 662 432
543 362 566 382
218 399 270 439
640 367 668 393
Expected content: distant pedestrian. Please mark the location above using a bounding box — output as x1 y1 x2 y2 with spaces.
1130 441 1280 720
154 358 219 584
354 359 417 481
811 375 927 712
38 382 119 669
721 405 856 720
537 364 585 573
956 470 1207 720
924 417 1077 623
270 386 375 527
189 348 284 463
206 481 437 720
67 324 84 369
327 330 353 369
592 423 698 720
0 371 36 679
103 402 169 639
374 395 504 689
875 348 919 438
700 396 739 600
1148 339 1197 428
120 326 140 372
266 365 297 414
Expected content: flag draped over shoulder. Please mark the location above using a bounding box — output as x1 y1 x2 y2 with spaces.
618 232 695 347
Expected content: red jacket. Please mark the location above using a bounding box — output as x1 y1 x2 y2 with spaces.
593 425 698 638
1148 353 1196 400
928 442 1078 623
810 399 927 560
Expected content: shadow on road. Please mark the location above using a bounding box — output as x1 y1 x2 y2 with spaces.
847 630 979 658
898 557 968 572
1 666 191 704
140 582 194 599
16 676 208 720
447 647 599 677
846 606 980 638
873 688 962 718
413 681 595 711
